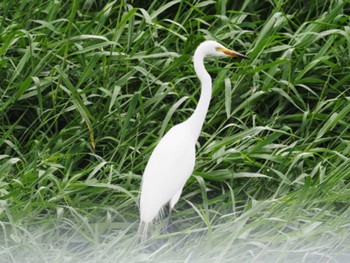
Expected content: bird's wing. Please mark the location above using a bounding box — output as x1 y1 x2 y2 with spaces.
140 124 196 209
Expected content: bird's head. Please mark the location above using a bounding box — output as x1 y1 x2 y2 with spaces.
198 40 249 59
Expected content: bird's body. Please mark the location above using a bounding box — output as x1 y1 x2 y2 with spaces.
139 40 247 237
140 121 196 223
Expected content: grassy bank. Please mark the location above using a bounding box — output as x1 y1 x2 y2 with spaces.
1 0 350 262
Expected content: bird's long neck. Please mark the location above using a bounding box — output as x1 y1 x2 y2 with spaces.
187 50 212 140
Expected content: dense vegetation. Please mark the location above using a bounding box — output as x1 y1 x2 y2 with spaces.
1 0 349 262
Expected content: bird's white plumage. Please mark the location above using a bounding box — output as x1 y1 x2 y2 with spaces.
140 122 195 223
139 40 246 234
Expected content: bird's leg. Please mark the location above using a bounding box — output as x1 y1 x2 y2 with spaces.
160 205 174 235
163 189 183 232
164 205 173 231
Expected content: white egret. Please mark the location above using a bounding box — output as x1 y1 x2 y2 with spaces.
139 40 248 238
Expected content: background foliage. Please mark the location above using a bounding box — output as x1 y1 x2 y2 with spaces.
1 0 350 262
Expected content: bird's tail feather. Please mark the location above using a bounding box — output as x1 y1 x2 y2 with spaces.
138 221 149 242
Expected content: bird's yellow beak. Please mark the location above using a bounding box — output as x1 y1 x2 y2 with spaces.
216 47 249 59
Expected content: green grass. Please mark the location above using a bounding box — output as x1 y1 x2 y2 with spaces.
1 0 350 262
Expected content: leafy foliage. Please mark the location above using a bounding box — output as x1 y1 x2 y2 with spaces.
0 0 349 262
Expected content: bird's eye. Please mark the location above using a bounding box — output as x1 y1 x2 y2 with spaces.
215 47 223 52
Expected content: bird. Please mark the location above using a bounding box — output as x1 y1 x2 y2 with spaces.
139 40 248 239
